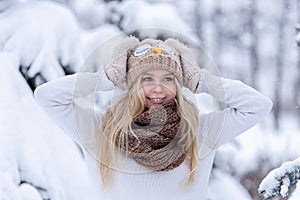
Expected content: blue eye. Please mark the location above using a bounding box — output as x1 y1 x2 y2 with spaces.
163 77 174 82
142 77 153 82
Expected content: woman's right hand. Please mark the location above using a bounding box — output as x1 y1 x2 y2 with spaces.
104 37 139 86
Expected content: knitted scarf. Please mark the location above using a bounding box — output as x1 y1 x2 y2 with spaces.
117 100 187 171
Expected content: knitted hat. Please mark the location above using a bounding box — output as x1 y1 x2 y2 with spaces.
126 39 183 89
105 36 200 91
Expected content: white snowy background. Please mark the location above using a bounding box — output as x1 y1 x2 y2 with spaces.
1 0 300 199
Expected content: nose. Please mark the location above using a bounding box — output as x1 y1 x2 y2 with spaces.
151 83 164 93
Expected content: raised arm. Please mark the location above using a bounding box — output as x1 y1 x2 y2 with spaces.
196 69 273 157
34 70 114 145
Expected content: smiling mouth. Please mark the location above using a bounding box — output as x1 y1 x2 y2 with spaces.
147 97 166 104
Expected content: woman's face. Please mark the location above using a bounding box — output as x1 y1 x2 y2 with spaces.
141 69 177 109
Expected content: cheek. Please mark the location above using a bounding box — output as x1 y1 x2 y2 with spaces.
141 84 150 95
165 85 177 98
169 90 177 99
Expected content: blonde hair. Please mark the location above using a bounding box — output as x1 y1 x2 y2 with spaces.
97 76 199 188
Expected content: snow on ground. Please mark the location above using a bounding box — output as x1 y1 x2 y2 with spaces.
208 170 252 200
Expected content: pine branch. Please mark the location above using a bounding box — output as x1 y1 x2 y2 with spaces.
258 157 300 199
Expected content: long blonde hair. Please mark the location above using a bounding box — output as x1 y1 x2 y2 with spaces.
97 76 199 188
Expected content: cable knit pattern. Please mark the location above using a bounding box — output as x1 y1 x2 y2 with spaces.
116 100 186 172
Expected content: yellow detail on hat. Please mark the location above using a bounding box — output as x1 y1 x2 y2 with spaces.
151 48 163 54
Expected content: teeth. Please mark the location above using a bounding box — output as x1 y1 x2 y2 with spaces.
152 98 162 102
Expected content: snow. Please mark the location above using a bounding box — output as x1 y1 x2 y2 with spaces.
258 157 300 199
208 170 252 200
68 0 108 29
215 112 300 175
281 176 290 197
0 1 98 199
214 113 300 199
0 1 81 81
1 0 300 199
80 25 122 58
19 183 43 200
0 51 98 199
0 1 197 198
117 0 198 41
291 182 300 200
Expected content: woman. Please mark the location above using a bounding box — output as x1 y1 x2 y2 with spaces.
34 37 272 200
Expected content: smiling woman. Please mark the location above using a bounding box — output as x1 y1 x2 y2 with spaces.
34 36 273 200
141 69 177 108
100 38 200 188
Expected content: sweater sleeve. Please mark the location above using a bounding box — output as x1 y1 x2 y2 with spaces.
34 70 114 146
195 69 273 157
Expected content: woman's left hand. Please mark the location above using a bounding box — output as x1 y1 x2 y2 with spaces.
165 38 201 92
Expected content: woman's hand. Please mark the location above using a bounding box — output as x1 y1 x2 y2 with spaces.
104 37 139 86
165 38 201 92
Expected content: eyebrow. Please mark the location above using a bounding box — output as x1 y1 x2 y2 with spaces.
143 73 174 76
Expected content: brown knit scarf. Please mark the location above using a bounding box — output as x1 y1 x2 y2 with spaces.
116 100 187 171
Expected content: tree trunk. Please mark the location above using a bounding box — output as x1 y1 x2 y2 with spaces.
295 0 300 127
194 0 203 40
212 1 224 69
274 0 289 130
248 0 259 89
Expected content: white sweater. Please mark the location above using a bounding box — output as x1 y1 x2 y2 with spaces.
34 69 272 200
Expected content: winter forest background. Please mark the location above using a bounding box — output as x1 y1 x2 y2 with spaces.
1 0 300 199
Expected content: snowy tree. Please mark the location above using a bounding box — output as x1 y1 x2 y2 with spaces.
1 0 300 199
0 0 81 89
258 157 300 199
257 3 300 199
0 1 99 199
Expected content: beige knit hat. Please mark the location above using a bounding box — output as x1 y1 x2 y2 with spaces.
105 36 200 91
126 38 183 89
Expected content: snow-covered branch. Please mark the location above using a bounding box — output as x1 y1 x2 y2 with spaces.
258 157 300 199
0 1 81 87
